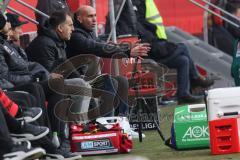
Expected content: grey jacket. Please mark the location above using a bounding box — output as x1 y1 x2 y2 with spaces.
0 33 49 88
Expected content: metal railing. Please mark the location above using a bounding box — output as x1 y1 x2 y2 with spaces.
0 0 49 25
107 0 128 76
189 0 240 42
7 6 39 24
189 0 240 27
1 0 123 75
107 0 127 43
16 0 49 19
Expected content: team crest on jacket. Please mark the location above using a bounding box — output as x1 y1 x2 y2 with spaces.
3 45 15 55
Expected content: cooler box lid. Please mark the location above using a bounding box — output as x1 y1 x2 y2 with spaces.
207 87 240 99
174 104 207 123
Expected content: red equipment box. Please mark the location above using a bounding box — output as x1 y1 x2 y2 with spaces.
209 117 240 155
125 71 157 97
70 124 132 156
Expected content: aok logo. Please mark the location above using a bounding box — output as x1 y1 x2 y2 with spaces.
182 126 209 139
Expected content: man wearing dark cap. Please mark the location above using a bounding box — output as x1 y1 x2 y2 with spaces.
6 13 28 42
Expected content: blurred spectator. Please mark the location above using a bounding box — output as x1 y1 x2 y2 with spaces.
133 0 214 104
35 0 69 27
225 1 240 39
105 0 214 104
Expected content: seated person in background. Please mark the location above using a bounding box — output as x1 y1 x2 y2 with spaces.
225 2 240 39
131 0 214 104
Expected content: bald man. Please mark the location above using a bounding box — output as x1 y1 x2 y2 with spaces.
66 5 151 116
67 5 150 57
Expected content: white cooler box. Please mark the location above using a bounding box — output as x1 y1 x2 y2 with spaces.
207 87 240 121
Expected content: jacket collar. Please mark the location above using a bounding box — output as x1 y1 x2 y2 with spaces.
39 21 66 48
0 32 7 44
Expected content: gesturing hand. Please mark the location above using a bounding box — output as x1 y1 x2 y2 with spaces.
130 43 151 57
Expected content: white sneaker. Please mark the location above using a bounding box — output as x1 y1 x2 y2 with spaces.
96 117 146 139
130 129 146 139
3 141 46 160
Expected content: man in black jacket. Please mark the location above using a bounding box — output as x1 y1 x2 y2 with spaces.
66 5 151 116
66 5 149 58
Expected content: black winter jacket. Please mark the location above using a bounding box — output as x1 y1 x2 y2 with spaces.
26 22 81 78
105 0 138 36
225 15 240 40
132 0 177 59
26 23 67 73
0 33 49 88
0 33 32 86
66 20 130 58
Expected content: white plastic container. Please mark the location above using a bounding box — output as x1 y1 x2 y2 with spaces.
207 87 240 121
96 117 131 134
96 117 145 138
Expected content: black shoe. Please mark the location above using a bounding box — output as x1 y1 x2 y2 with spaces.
3 141 46 160
178 95 204 105
11 123 49 142
191 77 214 88
46 148 82 160
59 138 71 152
16 107 42 123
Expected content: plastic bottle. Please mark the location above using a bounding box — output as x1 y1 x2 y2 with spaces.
52 132 60 148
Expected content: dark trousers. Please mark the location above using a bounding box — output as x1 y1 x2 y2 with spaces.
6 91 37 108
0 102 58 156
89 75 117 119
89 75 129 118
9 83 53 133
0 103 14 158
112 76 129 116
12 81 70 140
1 103 22 134
154 43 200 97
